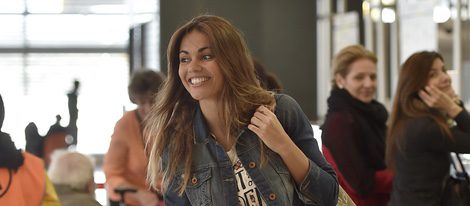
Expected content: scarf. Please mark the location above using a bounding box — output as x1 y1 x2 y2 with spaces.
322 88 388 196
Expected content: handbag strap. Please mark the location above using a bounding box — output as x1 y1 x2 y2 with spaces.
450 152 470 184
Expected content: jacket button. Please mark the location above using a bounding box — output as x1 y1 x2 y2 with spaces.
269 193 276 200
191 177 198 185
248 161 256 168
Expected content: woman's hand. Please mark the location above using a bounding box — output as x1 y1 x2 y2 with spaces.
248 105 310 184
418 85 462 118
248 105 292 155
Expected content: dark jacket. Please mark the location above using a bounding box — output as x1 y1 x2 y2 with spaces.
321 88 389 196
163 94 339 206
389 108 470 206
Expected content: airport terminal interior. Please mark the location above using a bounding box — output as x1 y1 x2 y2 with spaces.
1 0 470 205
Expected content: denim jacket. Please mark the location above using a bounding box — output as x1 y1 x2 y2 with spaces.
163 94 339 206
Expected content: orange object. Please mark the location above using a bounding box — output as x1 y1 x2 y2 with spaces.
0 152 46 206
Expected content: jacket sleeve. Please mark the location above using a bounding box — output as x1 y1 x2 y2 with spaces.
418 108 470 153
446 107 470 152
103 117 132 202
275 94 339 206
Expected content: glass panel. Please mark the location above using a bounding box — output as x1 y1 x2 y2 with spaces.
0 0 25 13
26 0 64 13
0 53 129 154
0 15 25 46
26 14 129 47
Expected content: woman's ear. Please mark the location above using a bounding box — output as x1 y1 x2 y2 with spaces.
335 74 345 89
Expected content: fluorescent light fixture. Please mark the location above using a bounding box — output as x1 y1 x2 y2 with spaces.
381 0 395 6
370 0 380 7
371 8 381 22
433 5 451 23
362 1 370 16
381 8 396 23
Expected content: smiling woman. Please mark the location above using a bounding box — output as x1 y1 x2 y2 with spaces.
321 45 393 206
145 15 339 206
386 51 470 206
178 31 224 103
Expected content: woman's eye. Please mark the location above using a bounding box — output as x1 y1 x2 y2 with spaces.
202 55 213 60
354 75 364 80
180 57 189 63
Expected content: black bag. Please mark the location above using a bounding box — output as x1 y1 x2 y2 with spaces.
441 153 470 206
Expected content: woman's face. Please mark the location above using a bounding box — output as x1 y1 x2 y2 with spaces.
135 95 154 118
178 31 224 103
426 58 455 97
336 58 377 103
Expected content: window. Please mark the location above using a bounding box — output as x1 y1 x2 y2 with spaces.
0 0 159 155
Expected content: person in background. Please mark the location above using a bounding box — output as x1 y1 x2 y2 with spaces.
103 69 165 206
386 51 470 205
0 94 60 206
253 58 283 93
145 15 338 205
48 150 101 206
321 45 392 206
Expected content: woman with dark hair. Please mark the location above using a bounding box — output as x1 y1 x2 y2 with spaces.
386 51 470 205
321 45 392 206
0 94 60 206
145 15 338 205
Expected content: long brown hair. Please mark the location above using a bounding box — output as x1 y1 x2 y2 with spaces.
145 15 275 194
386 51 451 171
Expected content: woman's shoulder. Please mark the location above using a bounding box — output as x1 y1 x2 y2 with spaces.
115 110 139 127
274 93 300 110
403 116 442 140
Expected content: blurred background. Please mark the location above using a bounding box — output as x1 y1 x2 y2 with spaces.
1 0 470 204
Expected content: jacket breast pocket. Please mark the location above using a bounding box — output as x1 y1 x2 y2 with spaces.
185 167 213 206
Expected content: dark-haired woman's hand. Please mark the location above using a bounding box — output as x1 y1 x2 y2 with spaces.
418 85 462 118
248 105 310 184
248 105 292 154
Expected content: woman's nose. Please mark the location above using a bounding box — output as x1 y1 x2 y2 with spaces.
443 72 451 82
188 59 202 72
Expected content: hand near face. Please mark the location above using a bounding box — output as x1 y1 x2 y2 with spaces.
248 105 292 155
418 85 462 118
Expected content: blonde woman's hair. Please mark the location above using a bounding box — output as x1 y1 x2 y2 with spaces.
145 15 275 195
331 44 377 88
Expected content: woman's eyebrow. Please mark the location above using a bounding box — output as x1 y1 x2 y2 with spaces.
179 46 210 55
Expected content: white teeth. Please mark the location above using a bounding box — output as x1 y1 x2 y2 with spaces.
190 77 209 85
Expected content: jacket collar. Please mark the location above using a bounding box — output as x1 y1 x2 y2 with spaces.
192 103 259 152
193 104 210 144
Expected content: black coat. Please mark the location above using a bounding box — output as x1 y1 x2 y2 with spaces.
389 108 470 206
321 88 388 196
